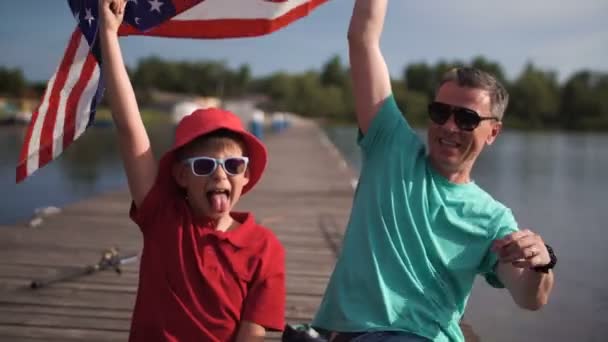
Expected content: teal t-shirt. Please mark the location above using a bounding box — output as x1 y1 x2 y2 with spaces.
312 95 518 342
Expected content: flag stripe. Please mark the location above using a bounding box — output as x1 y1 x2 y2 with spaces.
175 0 315 20
39 30 82 167
16 98 45 182
55 34 95 158
63 51 99 152
119 0 327 38
74 63 100 138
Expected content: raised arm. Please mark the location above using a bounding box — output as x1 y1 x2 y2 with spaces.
99 0 157 206
348 0 392 134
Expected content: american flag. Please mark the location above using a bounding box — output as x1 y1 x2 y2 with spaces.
16 0 328 183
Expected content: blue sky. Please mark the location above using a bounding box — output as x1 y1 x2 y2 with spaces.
0 0 606 83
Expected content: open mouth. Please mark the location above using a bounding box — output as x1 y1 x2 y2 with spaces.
439 138 461 148
206 189 231 213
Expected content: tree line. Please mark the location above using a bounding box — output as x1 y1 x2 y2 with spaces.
1 55 607 130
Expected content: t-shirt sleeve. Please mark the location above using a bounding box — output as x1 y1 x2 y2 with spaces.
357 94 422 155
478 208 519 288
129 182 166 235
241 241 286 331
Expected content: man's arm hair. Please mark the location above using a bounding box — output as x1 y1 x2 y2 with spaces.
99 22 157 207
348 0 392 134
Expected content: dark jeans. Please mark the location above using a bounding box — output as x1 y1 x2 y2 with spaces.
334 331 430 342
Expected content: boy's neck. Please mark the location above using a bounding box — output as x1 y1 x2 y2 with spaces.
203 214 236 232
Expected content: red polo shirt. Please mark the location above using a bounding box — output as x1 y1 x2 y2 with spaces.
128 183 285 342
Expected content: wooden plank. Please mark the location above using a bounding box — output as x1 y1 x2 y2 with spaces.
0 325 128 341
0 311 130 332
0 303 132 320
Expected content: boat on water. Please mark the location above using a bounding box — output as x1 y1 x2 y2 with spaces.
0 111 31 126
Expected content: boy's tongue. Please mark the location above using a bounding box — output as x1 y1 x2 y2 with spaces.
210 193 229 212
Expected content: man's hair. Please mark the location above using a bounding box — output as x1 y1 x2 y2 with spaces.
175 129 248 161
438 67 509 120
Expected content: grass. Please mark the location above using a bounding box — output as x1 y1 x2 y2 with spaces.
94 107 172 126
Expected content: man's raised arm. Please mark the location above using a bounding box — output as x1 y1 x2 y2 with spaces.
348 0 392 134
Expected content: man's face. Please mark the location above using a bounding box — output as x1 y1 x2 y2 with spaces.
174 142 250 220
427 81 502 177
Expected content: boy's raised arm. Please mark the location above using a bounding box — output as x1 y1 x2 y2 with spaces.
99 0 157 207
348 0 392 134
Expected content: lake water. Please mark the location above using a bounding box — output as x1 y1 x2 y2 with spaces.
2 124 607 341
1 125 174 225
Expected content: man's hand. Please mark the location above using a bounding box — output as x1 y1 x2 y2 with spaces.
100 0 126 34
492 229 550 269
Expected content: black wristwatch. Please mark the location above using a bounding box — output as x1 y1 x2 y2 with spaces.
532 244 557 273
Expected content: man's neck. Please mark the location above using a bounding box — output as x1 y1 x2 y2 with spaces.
429 159 473 184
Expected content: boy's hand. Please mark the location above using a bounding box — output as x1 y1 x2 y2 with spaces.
99 0 126 34
492 229 551 269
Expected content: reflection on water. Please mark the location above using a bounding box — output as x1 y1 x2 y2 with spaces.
324 126 608 342
1 125 174 225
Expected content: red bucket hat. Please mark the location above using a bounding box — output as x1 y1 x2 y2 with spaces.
157 107 267 195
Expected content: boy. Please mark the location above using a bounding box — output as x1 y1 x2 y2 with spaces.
99 1 286 341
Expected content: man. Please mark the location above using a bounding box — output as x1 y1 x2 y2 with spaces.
312 1 556 341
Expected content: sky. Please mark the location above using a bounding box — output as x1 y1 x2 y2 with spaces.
0 0 606 83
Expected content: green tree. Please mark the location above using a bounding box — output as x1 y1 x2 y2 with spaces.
392 80 430 127
470 55 507 85
321 55 347 88
0 67 26 96
509 63 560 128
404 62 434 97
560 71 608 130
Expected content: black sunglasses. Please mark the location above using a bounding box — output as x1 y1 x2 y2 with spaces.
428 101 499 131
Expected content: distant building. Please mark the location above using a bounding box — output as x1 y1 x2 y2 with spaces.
171 97 222 124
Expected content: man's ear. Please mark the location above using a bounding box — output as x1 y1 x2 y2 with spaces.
172 162 189 188
486 122 502 146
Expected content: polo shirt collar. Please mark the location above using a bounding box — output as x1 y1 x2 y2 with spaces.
223 212 258 248
195 212 258 248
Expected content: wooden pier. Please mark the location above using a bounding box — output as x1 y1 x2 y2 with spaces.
0 118 356 341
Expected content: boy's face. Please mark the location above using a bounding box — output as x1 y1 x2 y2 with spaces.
174 142 250 221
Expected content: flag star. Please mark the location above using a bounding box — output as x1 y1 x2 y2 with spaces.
148 0 164 13
84 8 95 26
74 11 80 23
135 17 141 25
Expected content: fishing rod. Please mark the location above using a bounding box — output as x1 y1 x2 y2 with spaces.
30 247 139 289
